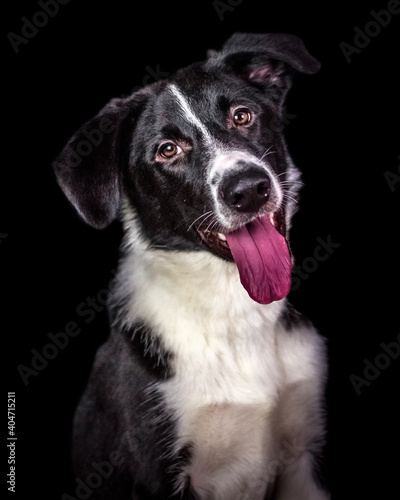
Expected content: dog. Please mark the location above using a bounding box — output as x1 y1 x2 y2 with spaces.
54 33 330 500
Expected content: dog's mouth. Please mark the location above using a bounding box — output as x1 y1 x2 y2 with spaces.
196 210 292 304
196 228 233 261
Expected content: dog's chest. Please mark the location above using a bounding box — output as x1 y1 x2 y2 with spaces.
124 252 285 497
157 298 283 498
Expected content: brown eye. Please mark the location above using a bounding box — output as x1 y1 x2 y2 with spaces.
158 142 182 159
233 108 252 126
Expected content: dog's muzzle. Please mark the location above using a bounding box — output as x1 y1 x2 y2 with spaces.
197 155 292 305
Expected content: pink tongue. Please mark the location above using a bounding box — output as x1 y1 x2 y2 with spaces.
226 215 292 304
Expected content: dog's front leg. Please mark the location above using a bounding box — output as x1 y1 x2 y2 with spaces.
271 322 330 500
273 451 330 500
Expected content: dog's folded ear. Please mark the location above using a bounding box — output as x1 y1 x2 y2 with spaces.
52 92 147 229
210 32 320 102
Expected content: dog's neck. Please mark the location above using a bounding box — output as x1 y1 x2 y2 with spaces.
112 239 285 332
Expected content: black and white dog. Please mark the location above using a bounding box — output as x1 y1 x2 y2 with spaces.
54 33 329 500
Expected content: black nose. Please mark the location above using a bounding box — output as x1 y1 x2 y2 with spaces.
220 167 271 213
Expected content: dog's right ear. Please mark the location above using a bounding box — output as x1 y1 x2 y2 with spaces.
209 33 320 105
53 92 147 229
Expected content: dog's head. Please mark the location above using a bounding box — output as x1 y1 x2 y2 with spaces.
53 33 320 304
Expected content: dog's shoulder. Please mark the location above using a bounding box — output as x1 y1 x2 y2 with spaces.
72 329 182 496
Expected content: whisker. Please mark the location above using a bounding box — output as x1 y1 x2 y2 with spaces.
204 216 220 233
187 211 213 232
280 179 303 184
276 173 302 182
197 212 216 232
260 146 276 161
282 186 300 196
280 180 303 187
282 192 300 204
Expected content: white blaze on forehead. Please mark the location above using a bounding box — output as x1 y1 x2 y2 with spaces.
169 84 214 145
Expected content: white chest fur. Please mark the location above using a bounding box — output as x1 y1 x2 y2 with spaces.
161 307 284 500
115 248 290 498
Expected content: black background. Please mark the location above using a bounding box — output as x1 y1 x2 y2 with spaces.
3 0 399 499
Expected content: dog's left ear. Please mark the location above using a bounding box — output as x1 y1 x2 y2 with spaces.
209 32 320 102
53 91 148 229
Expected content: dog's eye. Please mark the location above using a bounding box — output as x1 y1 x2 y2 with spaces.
158 142 182 159
233 108 252 126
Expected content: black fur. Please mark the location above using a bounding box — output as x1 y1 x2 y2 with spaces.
54 33 323 499
125 322 174 379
